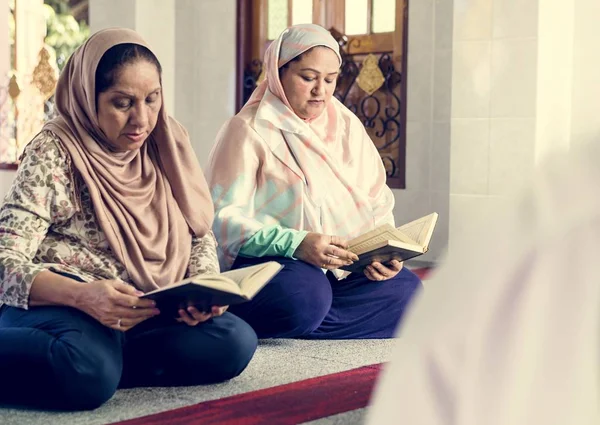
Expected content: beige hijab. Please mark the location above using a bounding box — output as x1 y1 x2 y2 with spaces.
43 28 214 292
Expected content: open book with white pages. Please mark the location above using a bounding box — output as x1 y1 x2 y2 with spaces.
141 261 283 314
340 213 439 273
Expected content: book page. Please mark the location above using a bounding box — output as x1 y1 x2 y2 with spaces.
142 262 283 299
143 274 239 297
220 261 283 297
220 262 272 286
348 224 413 255
397 212 439 248
219 267 259 286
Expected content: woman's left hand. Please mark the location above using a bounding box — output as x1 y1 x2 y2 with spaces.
176 305 228 326
364 260 403 281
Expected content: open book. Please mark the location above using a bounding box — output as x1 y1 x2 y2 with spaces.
141 261 283 315
340 213 438 274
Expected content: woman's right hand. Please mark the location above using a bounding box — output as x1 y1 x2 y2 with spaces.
74 280 160 331
294 232 359 270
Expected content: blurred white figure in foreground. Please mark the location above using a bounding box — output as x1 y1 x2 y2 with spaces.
367 141 600 425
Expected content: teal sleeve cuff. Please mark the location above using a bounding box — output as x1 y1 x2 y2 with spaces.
239 225 308 259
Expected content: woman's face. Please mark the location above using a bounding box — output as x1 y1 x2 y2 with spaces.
97 59 162 152
280 46 340 120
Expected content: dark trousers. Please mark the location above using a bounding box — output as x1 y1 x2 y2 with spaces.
230 256 422 339
0 305 257 411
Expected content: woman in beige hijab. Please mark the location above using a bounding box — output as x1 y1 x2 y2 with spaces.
0 28 257 410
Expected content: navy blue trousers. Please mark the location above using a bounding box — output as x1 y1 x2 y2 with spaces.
230 256 422 339
0 305 257 410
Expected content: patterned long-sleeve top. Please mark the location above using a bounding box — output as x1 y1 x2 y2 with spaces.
0 131 219 309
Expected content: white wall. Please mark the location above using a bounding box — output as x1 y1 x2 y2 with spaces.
449 0 539 252
394 0 452 262
89 0 135 31
535 0 573 161
174 0 236 167
570 0 600 147
448 0 600 255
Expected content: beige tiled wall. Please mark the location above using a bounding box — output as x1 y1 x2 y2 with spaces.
488 118 535 196
450 118 489 195
449 0 539 253
490 39 537 118
535 0 573 161
448 0 600 256
492 0 538 38
451 41 491 118
571 0 600 147
393 0 453 262
174 0 237 167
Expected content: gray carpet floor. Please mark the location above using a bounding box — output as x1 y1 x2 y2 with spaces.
0 339 395 425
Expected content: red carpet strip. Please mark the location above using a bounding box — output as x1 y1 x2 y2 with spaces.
411 266 432 280
110 363 383 425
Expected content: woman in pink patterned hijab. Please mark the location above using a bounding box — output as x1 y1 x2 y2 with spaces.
206 24 421 339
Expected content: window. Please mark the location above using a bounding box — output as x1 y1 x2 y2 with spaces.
346 0 397 35
372 0 396 33
237 0 408 188
0 0 88 166
291 0 313 26
345 0 368 35
267 0 287 40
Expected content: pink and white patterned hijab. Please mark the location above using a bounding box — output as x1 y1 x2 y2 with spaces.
245 23 342 112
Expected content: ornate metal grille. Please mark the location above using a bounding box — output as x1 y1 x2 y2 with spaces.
335 50 404 186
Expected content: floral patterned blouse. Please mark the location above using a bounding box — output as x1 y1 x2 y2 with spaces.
0 131 219 309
